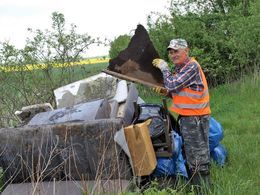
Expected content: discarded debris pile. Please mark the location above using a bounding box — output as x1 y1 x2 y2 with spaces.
0 73 141 187
103 24 164 88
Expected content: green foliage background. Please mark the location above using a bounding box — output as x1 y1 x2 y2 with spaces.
109 0 259 86
109 34 131 58
160 1 258 85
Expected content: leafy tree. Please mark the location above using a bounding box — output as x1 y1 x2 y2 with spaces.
148 0 259 86
25 12 98 63
0 12 103 127
170 0 241 15
23 12 102 84
109 35 131 58
0 42 21 65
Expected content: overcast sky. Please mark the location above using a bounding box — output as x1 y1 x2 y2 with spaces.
0 0 170 57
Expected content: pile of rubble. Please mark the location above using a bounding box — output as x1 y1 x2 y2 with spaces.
0 73 143 194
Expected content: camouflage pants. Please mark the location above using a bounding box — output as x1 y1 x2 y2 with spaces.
179 115 210 173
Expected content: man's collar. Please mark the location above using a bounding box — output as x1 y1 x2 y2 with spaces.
175 57 191 71
183 57 191 65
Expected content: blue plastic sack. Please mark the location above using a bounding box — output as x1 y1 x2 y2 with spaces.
152 155 188 178
175 151 188 178
152 157 176 177
172 131 183 157
152 131 188 178
209 117 224 152
210 143 228 166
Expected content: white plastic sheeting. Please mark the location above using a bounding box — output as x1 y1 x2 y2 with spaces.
54 73 118 108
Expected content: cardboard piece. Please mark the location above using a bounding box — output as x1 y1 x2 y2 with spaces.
124 119 157 176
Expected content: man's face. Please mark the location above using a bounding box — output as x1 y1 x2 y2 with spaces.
168 48 189 65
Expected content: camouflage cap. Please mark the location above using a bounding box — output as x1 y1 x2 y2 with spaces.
167 39 188 50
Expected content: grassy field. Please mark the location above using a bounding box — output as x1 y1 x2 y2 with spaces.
207 72 260 195
0 57 109 72
0 63 259 194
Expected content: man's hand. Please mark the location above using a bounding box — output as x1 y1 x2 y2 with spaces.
152 59 169 71
152 87 168 96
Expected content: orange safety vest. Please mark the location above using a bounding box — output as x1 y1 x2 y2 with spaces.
170 58 211 116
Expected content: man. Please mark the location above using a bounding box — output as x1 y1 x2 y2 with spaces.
152 39 211 192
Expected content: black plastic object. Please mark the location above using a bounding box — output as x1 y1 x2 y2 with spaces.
133 104 167 140
132 102 173 158
148 116 166 139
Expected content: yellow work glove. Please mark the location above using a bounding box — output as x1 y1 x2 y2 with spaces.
152 58 169 71
152 87 168 96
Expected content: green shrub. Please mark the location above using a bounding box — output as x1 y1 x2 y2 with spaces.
147 0 259 86
109 35 131 58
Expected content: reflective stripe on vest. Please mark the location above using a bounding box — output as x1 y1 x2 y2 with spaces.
170 58 211 116
177 89 209 99
173 102 210 109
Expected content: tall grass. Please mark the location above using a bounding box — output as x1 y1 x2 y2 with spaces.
208 73 260 195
